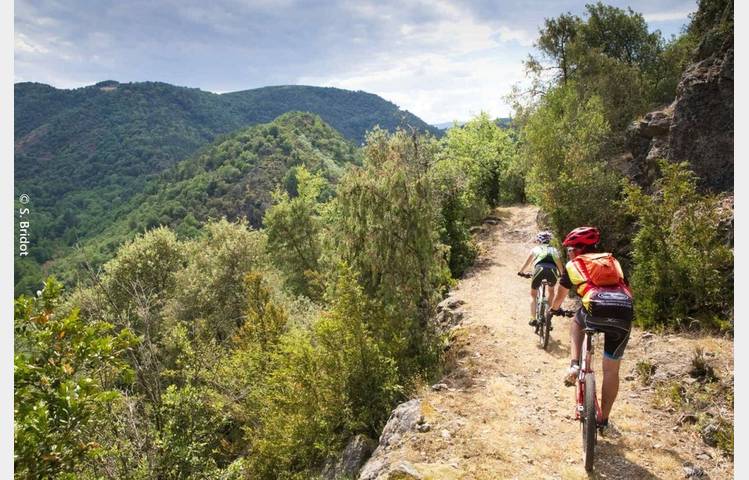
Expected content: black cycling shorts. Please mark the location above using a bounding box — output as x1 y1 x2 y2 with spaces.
575 308 632 360
531 262 559 290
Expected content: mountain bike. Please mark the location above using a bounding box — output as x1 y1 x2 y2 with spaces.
518 272 554 349
552 312 604 472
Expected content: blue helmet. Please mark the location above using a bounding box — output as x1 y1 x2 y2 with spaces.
536 231 552 244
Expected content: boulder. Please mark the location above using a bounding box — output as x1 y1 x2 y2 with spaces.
322 434 377 480
377 400 423 449
639 109 672 137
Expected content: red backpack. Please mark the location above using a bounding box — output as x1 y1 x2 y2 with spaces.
573 253 633 321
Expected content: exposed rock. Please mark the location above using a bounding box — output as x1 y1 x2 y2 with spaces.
323 434 377 480
683 462 705 478
669 40 733 192
379 400 423 449
386 462 422 479
639 109 672 137
437 297 465 313
358 400 447 480
416 423 431 433
430 383 448 392
618 39 733 193
372 462 463 480
700 421 720 447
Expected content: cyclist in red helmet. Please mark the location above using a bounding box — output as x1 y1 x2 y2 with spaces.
550 226 633 435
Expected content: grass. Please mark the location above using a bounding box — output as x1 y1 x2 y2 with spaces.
634 359 656 385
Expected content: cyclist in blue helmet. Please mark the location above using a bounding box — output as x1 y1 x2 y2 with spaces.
518 231 564 326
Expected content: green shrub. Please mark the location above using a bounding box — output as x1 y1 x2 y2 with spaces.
328 128 450 380
264 165 326 299
623 161 733 329
248 267 399 479
14 278 137 479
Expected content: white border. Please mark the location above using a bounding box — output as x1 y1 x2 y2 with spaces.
734 0 745 473
2 0 13 476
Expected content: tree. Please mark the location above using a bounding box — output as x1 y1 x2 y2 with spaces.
14 278 137 479
328 128 450 378
534 13 581 83
264 166 326 300
522 84 626 251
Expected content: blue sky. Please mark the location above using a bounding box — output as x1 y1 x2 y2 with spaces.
15 0 695 124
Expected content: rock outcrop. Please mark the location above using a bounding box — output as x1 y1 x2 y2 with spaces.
620 37 733 193
322 434 377 480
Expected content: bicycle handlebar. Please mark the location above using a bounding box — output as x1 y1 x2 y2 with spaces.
517 272 532 278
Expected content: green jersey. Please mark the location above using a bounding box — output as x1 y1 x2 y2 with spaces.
531 245 560 266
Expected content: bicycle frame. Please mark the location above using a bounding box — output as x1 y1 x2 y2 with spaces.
575 328 601 421
537 280 548 319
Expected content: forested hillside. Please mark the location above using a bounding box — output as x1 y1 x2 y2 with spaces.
14 82 438 294
16 112 361 292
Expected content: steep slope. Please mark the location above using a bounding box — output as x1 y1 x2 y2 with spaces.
16 112 359 293
13 81 438 274
355 206 733 479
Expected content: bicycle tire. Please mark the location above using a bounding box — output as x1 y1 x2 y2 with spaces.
542 310 550 349
536 300 545 345
582 373 597 471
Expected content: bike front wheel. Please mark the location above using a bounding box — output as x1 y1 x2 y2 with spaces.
536 302 547 348
582 373 597 471
542 310 551 349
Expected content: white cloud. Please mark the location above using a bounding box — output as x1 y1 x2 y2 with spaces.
15 32 49 55
297 1 531 123
643 10 691 22
496 26 535 47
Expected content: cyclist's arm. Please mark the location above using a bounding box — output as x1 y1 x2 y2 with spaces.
518 252 534 273
554 258 564 273
551 266 573 310
551 285 569 310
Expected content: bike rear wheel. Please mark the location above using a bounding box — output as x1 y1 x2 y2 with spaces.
582 373 597 471
541 310 550 349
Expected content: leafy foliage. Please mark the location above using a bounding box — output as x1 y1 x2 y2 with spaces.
264 166 326 299
14 278 137 479
622 161 733 329
329 128 451 379
522 84 626 252
525 2 693 133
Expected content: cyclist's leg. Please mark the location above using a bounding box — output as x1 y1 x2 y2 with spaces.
570 309 585 365
601 357 621 422
599 323 631 422
529 266 543 323
530 288 538 320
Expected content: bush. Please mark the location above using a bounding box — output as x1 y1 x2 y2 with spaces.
247 266 399 479
328 128 450 380
14 278 137 479
623 161 733 329
264 165 326 300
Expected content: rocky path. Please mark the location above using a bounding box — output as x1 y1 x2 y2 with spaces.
359 205 733 480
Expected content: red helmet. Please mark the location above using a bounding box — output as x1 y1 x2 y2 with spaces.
562 226 600 248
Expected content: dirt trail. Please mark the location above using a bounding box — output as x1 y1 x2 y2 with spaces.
377 205 733 479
